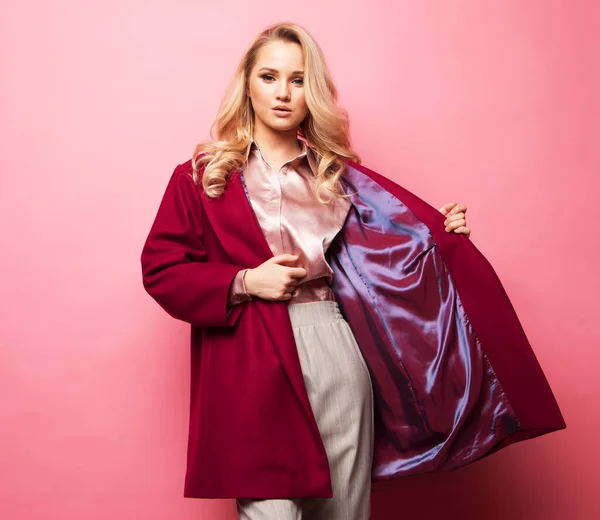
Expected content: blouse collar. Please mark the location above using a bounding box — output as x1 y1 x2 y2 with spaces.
244 138 318 177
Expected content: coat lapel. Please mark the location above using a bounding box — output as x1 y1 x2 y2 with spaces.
200 170 273 266
201 169 324 436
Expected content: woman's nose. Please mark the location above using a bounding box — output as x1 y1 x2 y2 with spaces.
276 86 290 101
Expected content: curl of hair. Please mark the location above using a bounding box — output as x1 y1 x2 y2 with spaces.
191 22 361 204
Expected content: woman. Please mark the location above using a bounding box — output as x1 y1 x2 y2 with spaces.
141 22 565 520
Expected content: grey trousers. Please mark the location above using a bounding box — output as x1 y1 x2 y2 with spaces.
236 300 374 520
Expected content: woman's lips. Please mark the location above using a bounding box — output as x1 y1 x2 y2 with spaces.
272 108 292 117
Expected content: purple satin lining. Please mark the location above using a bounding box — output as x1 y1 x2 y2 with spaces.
327 165 521 479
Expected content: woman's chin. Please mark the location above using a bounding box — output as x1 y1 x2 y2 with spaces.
256 115 302 133
266 122 299 133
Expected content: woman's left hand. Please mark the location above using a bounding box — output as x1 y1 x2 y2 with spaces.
438 201 471 238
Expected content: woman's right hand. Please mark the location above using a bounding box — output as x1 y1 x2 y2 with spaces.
244 254 307 301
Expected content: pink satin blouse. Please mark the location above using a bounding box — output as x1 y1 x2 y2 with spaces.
228 139 351 305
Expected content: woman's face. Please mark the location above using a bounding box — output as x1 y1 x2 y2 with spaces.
247 40 309 135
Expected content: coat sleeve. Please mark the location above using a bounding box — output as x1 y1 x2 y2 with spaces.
141 163 246 327
228 268 253 306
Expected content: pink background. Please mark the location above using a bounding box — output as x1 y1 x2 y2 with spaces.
1 1 598 519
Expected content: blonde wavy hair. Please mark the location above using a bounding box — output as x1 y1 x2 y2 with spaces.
191 22 361 203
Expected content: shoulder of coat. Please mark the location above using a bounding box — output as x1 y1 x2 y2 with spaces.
172 154 206 183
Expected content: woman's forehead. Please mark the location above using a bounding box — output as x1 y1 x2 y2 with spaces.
253 40 304 72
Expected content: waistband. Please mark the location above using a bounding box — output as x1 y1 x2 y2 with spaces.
287 300 343 328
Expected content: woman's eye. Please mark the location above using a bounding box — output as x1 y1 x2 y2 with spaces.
260 74 302 85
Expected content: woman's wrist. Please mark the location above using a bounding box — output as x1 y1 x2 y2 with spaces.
241 268 252 298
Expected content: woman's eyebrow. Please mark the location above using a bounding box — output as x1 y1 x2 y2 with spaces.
257 67 304 75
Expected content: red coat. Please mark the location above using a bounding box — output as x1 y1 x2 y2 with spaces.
141 158 566 499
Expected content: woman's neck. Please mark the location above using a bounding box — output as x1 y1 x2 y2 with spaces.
252 126 302 164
